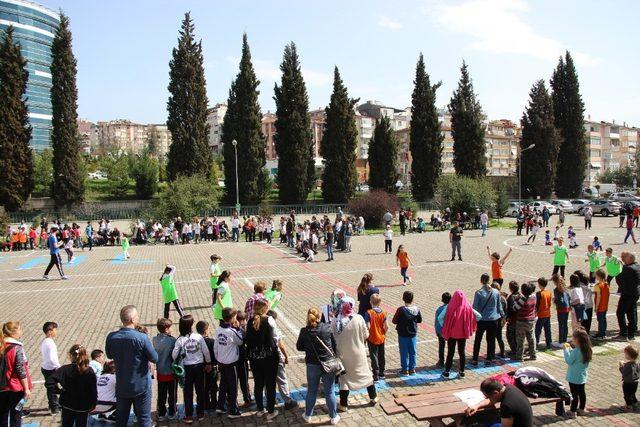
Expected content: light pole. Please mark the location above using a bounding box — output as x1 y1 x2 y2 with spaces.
519 144 536 208
232 139 240 213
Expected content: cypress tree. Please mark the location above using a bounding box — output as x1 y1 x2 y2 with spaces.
368 116 399 193
51 13 84 208
320 67 358 203
221 34 267 205
166 12 211 181
0 26 33 211
520 80 559 198
551 51 587 197
449 61 487 177
274 42 313 204
147 125 159 158
410 54 443 201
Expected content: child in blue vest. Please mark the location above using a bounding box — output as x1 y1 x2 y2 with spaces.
435 292 451 368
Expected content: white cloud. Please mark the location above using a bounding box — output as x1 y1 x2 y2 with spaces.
227 56 330 87
427 0 599 66
378 15 403 30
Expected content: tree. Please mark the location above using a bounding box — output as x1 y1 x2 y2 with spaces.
131 156 159 199
106 156 130 199
495 182 509 218
0 26 33 210
221 34 268 205
147 125 159 158
551 51 587 197
449 61 486 177
151 174 219 220
410 54 443 201
33 149 54 197
434 174 496 216
51 13 84 207
368 116 399 193
273 42 314 204
166 12 211 181
520 80 559 198
320 67 358 203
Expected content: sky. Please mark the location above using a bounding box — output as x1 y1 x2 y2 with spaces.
39 0 640 126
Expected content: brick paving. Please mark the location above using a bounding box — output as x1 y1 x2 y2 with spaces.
2 214 640 425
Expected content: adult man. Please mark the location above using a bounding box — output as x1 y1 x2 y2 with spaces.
85 221 94 251
231 214 240 242
383 210 393 225
399 209 406 235
106 305 158 427
43 226 67 280
465 378 533 427
480 211 489 237
616 252 640 341
583 206 593 230
449 221 463 261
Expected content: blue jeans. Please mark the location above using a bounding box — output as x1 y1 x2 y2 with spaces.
400 267 409 283
596 311 607 336
116 387 152 427
557 311 569 343
398 335 417 371
535 316 552 348
625 229 636 243
232 227 239 242
326 244 334 259
305 363 337 418
481 223 487 236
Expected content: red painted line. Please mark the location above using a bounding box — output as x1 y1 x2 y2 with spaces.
585 406 631 427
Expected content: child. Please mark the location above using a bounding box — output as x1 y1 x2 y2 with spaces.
64 233 74 263
585 245 601 283
89 349 105 375
553 225 561 241
435 292 451 367
551 237 569 278
526 221 540 244
40 228 48 250
553 274 571 343
213 308 243 418
48 344 98 426
304 242 315 262
267 310 299 409
365 293 388 380
603 248 623 291
593 269 610 339
535 278 553 350
209 254 222 307
592 236 602 251
512 282 537 361
159 265 185 320
619 345 640 410
544 230 553 246
569 274 586 332
568 226 578 248
121 233 130 260
392 291 422 375
196 320 219 415
95 361 117 422
506 281 520 355
491 283 507 358
28 227 37 250
576 271 594 334
235 311 252 407
396 245 413 285
153 318 178 420
265 279 283 310
563 328 592 418
40 321 61 415
383 224 393 253
487 247 512 285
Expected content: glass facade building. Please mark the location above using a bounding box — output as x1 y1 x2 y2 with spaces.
0 0 59 151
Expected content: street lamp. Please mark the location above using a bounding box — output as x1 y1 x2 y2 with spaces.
519 144 536 208
231 139 240 213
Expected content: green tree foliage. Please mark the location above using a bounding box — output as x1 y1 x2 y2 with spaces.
410 54 443 201
551 52 587 197
131 156 159 199
106 156 130 199
320 67 358 203
33 149 54 197
222 34 268 205
274 42 314 204
0 26 33 210
520 80 560 198
51 14 84 208
151 174 219 220
495 182 510 218
435 174 496 215
598 166 634 189
449 61 487 177
368 116 399 193
166 12 211 181
147 125 159 158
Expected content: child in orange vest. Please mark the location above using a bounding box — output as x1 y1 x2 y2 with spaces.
487 246 512 285
365 293 388 381
28 227 37 250
535 277 553 349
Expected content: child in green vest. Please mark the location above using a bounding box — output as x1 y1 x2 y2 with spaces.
265 279 283 310
209 254 222 306
213 270 234 322
121 234 130 260
602 247 623 292
585 245 601 283
160 265 185 319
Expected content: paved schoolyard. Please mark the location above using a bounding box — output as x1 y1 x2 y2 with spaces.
2 214 640 426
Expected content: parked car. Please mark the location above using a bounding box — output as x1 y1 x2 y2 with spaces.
507 202 522 217
551 200 575 213
570 199 591 212
87 171 107 180
528 201 557 214
578 200 622 217
609 191 640 202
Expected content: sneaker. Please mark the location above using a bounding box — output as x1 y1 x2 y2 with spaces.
337 404 349 412
302 414 313 423
69 256 75 263
240 400 254 409
459 372 465 378
265 410 279 420
370 397 378 405
20 410 30 418
530 356 537 361
407 276 412 284
183 416 193 424
330 415 341 425
378 373 385 379
61 275 69 280
399 370 409 376
484 360 493 367
255 409 267 416
227 411 242 419
576 409 587 416
50 409 60 416
215 409 226 415
442 371 450 378
105 414 117 423
564 411 576 419
470 360 478 367
284 400 299 410
42 275 49 280
409 369 416 375
157 415 167 422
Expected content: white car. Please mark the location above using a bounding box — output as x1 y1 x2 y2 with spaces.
570 199 591 212
87 171 107 180
551 200 575 213
528 201 557 214
507 202 521 217
609 192 640 202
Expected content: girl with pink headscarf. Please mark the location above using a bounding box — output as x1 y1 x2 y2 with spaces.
437 290 482 378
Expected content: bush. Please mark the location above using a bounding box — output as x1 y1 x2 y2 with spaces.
435 175 496 215
151 174 219 221
131 157 159 199
32 149 53 197
347 190 399 227
106 156 130 198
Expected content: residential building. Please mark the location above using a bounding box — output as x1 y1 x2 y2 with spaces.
206 103 227 153
96 120 172 156
0 0 59 150
584 118 638 187
77 118 98 154
148 124 171 156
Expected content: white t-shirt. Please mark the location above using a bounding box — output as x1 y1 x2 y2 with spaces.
231 218 240 228
569 287 585 305
96 373 116 404
384 229 393 240
40 338 60 371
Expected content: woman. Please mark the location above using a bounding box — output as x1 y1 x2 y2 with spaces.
245 299 279 420
172 315 212 423
213 270 233 322
471 273 504 366
439 291 481 378
0 321 32 427
331 297 377 411
357 273 380 316
321 289 347 324
325 224 335 261
49 345 97 427
296 308 340 425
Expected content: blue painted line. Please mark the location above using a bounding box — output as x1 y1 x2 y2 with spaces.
279 380 391 403
16 256 48 270
22 423 38 427
66 254 87 267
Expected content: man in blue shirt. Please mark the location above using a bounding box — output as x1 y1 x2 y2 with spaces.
471 273 505 366
106 305 158 427
85 221 93 251
43 226 67 280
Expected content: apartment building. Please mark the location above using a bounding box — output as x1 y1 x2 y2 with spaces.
207 103 227 153
584 119 638 187
96 120 171 156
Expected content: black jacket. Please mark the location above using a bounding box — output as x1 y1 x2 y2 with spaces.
619 262 640 298
47 364 97 412
296 323 336 365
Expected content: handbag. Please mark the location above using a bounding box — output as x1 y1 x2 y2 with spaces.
312 335 345 377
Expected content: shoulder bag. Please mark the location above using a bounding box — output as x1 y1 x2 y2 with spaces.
312 334 345 377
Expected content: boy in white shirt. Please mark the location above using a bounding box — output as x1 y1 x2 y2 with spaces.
384 224 393 253
214 308 243 418
267 311 298 410
40 321 61 414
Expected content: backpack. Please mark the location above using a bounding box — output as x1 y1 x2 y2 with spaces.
0 344 17 389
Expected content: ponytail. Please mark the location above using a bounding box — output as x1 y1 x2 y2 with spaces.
217 270 231 286
69 344 90 373
357 273 373 295
0 321 20 360
251 299 269 331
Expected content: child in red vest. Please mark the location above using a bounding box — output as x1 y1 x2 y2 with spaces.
364 293 388 381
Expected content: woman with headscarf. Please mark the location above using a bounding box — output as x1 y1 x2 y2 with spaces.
438 290 481 378
331 297 377 411
321 289 346 324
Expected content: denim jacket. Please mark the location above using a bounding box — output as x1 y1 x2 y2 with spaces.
472 287 505 321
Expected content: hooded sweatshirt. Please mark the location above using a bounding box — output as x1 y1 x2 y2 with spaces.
392 305 422 337
439 290 481 340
